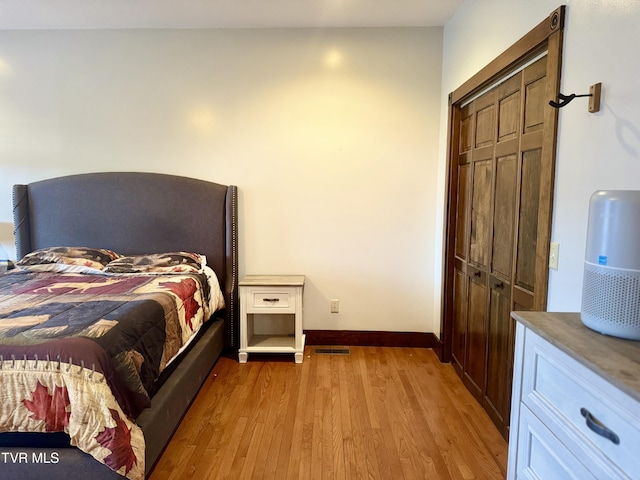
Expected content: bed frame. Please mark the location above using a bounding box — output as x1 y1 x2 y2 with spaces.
1 172 238 479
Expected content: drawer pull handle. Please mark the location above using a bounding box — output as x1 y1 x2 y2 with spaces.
580 408 620 445
263 298 280 303
473 271 481 277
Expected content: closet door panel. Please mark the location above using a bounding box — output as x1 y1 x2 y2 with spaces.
485 282 515 436
469 160 492 268
455 164 471 260
516 149 542 293
452 268 468 374
465 277 487 400
475 105 495 148
460 105 473 153
497 74 521 143
523 56 547 134
492 155 517 279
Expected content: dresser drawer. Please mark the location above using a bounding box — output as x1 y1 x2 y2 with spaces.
522 329 640 478
242 286 298 313
515 404 599 480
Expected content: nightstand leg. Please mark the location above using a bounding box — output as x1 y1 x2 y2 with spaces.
239 352 248 363
294 352 303 364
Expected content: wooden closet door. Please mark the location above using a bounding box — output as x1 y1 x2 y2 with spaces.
443 7 563 442
484 73 521 434
464 89 495 400
513 56 549 313
490 57 549 439
448 55 554 439
451 104 473 378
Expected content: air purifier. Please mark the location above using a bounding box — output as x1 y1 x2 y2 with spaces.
581 190 640 340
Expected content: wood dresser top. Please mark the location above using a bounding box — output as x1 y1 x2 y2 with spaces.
511 311 640 403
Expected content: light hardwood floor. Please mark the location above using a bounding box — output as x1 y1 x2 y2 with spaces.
149 347 508 480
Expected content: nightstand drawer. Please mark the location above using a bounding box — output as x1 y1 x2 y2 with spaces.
522 329 640 478
243 286 298 313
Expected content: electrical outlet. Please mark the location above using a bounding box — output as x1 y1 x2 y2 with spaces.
330 299 339 313
549 242 560 270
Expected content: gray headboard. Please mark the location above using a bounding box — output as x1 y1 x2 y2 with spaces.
12 171 238 348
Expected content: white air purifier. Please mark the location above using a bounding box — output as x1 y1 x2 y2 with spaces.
581 190 640 340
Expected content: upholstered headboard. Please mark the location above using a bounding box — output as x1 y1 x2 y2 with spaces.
12 171 238 348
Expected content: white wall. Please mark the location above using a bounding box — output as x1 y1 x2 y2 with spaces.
437 0 640 327
0 27 443 333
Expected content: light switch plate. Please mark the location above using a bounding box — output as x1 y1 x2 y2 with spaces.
549 242 560 270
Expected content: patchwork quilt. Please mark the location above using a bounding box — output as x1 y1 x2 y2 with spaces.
0 268 224 479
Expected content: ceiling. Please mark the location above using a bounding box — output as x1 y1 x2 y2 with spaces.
0 0 462 30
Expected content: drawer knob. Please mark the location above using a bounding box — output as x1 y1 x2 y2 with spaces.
263 298 280 303
580 408 620 445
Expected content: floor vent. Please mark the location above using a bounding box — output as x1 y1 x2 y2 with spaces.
314 347 351 355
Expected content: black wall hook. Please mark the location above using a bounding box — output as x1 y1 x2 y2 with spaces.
549 83 602 112
549 92 592 108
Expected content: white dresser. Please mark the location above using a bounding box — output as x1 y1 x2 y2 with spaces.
508 312 640 480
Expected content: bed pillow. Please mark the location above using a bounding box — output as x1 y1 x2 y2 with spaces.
16 246 121 273
103 252 206 274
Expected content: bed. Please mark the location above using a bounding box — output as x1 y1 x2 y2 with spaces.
0 172 238 479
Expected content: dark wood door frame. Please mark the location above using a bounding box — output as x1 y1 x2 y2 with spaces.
439 6 565 363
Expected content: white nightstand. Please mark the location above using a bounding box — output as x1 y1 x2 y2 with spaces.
238 275 306 363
